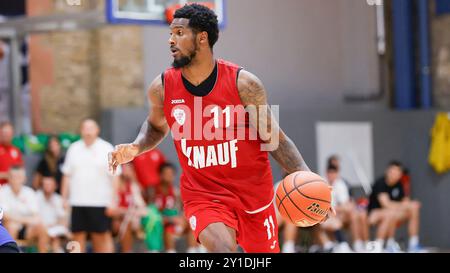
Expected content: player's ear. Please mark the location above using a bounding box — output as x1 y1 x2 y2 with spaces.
199 31 208 45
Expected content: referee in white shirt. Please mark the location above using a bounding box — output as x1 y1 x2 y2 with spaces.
61 119 120 253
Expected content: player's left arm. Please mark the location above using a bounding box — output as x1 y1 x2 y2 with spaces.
237 70 310 173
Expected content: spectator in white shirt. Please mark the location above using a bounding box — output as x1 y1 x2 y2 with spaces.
0 166 49 252
37 176 69 253
321 165 368 252
61 119 120 253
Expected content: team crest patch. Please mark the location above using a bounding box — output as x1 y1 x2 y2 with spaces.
189 216 197 231
173 108 186 126
10 149 18 159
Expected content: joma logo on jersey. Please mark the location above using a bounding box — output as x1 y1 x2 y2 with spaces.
307 203 327 216
171 99 185 104
181 138 238 169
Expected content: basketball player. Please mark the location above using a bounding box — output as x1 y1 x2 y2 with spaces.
109 4 319 253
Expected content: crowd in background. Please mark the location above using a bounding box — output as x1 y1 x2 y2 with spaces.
0 120 425 253
0 120 202 253
277 156 425 253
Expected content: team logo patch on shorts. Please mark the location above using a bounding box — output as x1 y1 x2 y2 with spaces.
189 216 197 231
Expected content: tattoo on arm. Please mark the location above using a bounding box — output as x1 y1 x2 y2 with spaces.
133 120 167 155
237 70 310 174
270 133 310 173
133 76 169 155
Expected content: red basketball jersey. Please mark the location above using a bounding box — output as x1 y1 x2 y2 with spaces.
118 180 132 208
163 59 274 212
154 185 177 211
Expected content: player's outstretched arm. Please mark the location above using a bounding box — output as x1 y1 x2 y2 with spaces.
132 75 169 153
237 70 310 174
109 75 169 173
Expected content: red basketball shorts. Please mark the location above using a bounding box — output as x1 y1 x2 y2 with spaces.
184 200 280 253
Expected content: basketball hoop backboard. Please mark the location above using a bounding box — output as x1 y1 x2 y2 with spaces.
106 0 226 28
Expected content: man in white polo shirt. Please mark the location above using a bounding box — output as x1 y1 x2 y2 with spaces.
61 119 120 253
0 166 49 252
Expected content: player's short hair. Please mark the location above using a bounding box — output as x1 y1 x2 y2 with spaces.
159 162 177 174
80 118 98 127
42 175 56 180
174 3 219 49
8 165 25 174
327 155 339 169
388 160 403 170
327 165 338 173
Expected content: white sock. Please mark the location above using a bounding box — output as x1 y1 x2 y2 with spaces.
282 240 295 253
198 245 208 253
323 241 335 251
376 239 385 249
409 236 419 249
353 240 364 252
187 247 197 253
386 237 396 247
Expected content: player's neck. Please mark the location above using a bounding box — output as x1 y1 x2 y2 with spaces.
181 54 215 86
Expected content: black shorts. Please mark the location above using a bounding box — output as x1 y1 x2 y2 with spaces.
71 207 112 233
0 242 21 253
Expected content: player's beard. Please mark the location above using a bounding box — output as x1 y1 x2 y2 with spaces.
172 41 198 68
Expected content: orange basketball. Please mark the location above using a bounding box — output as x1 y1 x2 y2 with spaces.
276 171 331 227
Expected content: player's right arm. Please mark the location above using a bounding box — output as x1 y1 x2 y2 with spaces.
109 76 169 174
237 70 310 174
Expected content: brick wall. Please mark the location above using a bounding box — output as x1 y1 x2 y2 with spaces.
28 0 144 133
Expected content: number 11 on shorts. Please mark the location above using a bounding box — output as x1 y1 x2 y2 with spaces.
264 215 276 240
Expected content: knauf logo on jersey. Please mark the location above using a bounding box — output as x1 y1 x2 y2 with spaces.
181 138 239 169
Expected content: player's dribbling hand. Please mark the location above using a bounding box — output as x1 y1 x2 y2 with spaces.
319 186 336 224
108 144 139 174
320 206 336 224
